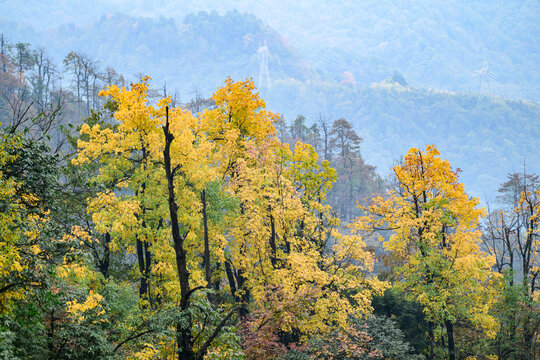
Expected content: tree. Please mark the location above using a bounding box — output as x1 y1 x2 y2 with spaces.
0 131 38 310
64 51 102 118
371 288 429 354
0 41 69 151
290 115 308 142
12 43 35 75
0 126 109 360
496 171 539 294
318 114 331 162
328 118 382 219
355 145 500 360
482 170 540 358
0 53 35 132
30 48 57 112
0 34 8 73
490 272 540 360
204 81 384 342
329 118 362 164
75 77 240 359
0 125 69 314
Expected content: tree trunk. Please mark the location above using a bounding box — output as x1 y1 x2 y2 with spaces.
136 238 149 298
428 322 435 360
163 107 193 360
269 213 277 267
225 259 237 297
99 232 111 278
144 240 152 303
235 269 249 317
446 320 455 360
202 189 211 287
0 34 6 73
507 227 514 286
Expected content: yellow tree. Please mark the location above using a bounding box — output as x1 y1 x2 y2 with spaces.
75 76 386 359
222 137 385 352
206 78 383 320
355 145 499 360
199 79 385 351
0 132 30 310
199 77 279 311
75 77 235 360
283 141 386 331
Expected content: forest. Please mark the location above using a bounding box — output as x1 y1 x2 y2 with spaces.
0 35 539 360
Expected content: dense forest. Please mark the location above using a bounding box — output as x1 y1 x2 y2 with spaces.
0 34 539 360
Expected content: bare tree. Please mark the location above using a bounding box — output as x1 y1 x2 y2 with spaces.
318 113 331 162
483 169 540 294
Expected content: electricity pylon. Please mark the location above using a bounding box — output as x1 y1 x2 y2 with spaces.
258 40 270 89
474 61 496 105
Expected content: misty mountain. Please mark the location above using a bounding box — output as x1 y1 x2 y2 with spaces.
2 0 539 101
0 10 309 97
1 5 538 201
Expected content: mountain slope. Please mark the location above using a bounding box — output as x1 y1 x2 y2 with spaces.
0 11 309 96
2 0 538 101
0 8 538 201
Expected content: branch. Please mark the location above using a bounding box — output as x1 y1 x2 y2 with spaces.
0 280 28 294
196 308 238 360
114 328 155 352
187 285 206 300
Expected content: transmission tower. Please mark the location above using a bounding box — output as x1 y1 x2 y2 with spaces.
258 40 270 89
474 61 496 105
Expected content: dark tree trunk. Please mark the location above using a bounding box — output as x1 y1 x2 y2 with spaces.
235 269 249 317
99 232 111 278
269 213 277 267
135 149 153 301
136 238 149 298
202 189 211 287
224 260 248 316
225 259 237 297
47 308 55 356
446 320 455 360
428 322 435 360
212 262 221 291
144 240 152 302
135 219 151 300
163 107 193 360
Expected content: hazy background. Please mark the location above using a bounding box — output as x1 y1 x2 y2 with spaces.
1 0 539 201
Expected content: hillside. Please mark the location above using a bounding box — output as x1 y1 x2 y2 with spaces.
0 8 538 201
2 0 539 101
0 11 309 97
261 78 540 201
